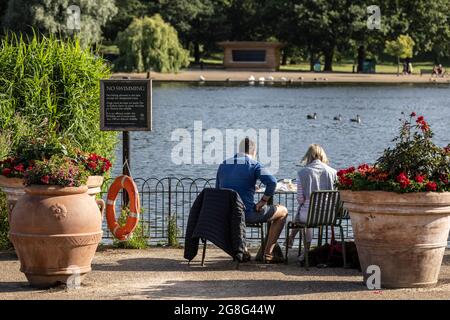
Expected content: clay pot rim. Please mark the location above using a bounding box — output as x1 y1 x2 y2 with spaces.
0 175 25 188
25 185 89 196
340 190 450 205
86 175 104 188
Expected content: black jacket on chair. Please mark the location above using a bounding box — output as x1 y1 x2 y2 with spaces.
184 188 247 262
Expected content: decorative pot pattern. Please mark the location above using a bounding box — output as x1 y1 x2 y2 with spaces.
9 185 103 288
341 190 450 288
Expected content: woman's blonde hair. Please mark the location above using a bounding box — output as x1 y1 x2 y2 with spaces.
302 144 329 165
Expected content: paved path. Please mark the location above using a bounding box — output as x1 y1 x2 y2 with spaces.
113 69 450 84
1 248 450 300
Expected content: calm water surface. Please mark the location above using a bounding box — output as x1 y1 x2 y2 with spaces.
112 82 450 179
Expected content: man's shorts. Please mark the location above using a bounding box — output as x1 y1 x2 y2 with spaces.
245 205 277 224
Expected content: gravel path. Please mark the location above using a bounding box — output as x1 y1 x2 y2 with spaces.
1 248 450 300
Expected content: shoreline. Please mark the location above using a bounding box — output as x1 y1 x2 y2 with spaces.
113 69 450 84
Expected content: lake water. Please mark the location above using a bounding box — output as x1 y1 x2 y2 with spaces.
111 82 450 180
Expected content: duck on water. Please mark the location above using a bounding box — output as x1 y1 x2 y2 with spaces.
307 113 317 120
350 115 361 123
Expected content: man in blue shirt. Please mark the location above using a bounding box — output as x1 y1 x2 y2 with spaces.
216 138 288 263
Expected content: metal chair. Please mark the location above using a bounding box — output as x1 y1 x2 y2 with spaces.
284 190 347 269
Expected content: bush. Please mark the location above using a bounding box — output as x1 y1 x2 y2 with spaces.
113 208 148 249
115 15 190 73
0 33 118 158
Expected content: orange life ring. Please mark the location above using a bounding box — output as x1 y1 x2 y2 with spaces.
106 175 140 240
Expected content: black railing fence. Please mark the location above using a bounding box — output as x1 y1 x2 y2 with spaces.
100 177 353 245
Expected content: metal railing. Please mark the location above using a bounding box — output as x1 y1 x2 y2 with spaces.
100 177 353 245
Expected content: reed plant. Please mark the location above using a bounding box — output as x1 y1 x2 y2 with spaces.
0 33 118 157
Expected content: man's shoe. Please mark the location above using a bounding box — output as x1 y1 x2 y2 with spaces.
264 253 285 264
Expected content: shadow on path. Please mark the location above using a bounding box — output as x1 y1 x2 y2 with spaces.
141 279 365 299
93 256 359 277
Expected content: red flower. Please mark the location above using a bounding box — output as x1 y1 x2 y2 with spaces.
40 175 50 184
339 176 353 187
414 175 425 183
416 116 424 123
88 162 97 170
440 175 449 185
2 168 11 177
425 181 437 192
14 164 25 172
396 172 410 189
88 154 99 162
410 112 416 117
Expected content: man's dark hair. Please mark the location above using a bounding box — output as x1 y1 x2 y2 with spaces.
239 137 256 155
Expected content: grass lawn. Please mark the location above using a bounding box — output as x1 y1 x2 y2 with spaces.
193 55 447 75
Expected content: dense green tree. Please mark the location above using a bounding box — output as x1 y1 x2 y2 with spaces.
102 0 153 42
293 0 366 71
116 15 190 73
2 0 117 46
379 0 450 64
156 0 217 63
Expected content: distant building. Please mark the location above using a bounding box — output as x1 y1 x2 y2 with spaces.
217 41 284 71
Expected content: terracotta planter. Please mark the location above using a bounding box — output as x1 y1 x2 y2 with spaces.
0 176 25 222
86 175 104 198
9 185 104 288
341 190 450 288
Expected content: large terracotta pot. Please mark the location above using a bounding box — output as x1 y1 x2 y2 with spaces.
0 176 25 222
86 175 104 198
9 185 104 288
341 190 450 288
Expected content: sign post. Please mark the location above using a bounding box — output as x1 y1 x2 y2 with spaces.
100 77 152 205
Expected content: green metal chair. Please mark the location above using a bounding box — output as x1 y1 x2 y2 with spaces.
284 190 347 268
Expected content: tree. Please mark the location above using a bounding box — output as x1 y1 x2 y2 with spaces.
385 34 415 75
293 0 366 71
156 0 216 63
102 0 152 42
115 15 190 73
2 0 117 46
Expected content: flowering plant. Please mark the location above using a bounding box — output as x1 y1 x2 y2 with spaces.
24 156 88 187
0 134 68 179
0 157 35 179
337 112 450 193
76 153 112 176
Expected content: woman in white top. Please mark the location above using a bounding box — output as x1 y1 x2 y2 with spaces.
286 144 337 253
